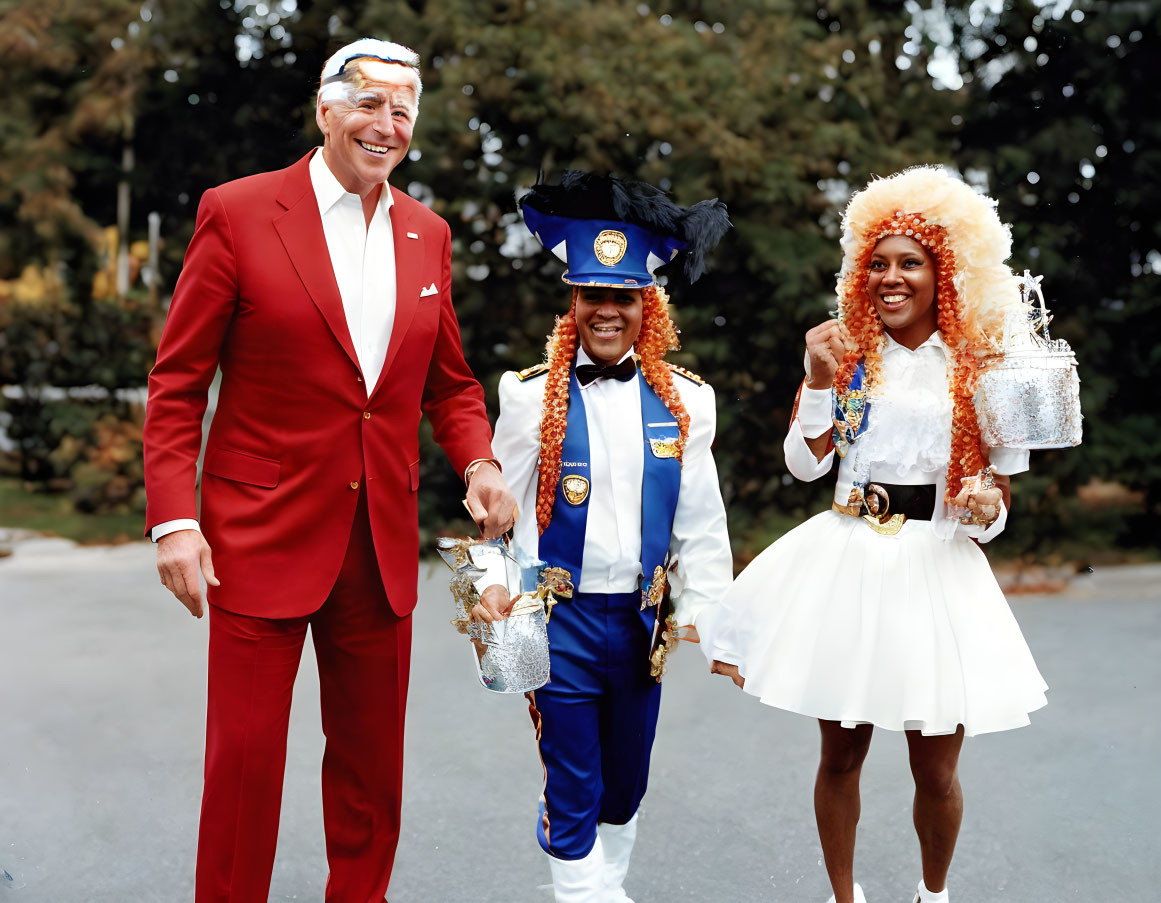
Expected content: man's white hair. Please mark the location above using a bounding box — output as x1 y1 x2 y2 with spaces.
318 38 422 105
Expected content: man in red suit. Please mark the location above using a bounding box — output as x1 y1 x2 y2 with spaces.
143 39 516 902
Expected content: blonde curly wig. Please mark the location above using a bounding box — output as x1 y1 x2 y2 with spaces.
837 165 1022 346
834 165 1024 497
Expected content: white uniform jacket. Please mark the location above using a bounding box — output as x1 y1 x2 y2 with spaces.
492 355 733 630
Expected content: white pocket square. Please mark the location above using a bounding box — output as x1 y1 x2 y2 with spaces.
420 283 439 298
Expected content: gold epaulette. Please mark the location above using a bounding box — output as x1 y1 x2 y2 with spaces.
666 362 705 385
515 362 550 381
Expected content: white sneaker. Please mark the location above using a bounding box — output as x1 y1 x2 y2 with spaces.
546 838 607 903
826 882 867 903
596 816 637 903
912 879 949 902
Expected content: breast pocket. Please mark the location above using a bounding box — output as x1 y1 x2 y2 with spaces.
203 446 280 488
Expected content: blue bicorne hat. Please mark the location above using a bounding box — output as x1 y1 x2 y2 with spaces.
519 171 730 289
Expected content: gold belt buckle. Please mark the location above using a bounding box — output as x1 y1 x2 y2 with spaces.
861 483 905 535
863 512 906 535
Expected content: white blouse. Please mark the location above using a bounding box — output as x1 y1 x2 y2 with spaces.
786 332 1029 542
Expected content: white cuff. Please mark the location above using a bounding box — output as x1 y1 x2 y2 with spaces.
796 385 833 439
988 446 1030 476
150 519 201 542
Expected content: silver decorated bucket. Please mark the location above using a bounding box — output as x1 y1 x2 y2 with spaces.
973 271 1083 450
436 537 551 694
975 348 1082 449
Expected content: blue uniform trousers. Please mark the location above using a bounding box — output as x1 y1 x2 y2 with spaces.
526 590 663 860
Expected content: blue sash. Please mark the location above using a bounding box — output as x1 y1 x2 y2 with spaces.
537 370 590 584
537 366 682 614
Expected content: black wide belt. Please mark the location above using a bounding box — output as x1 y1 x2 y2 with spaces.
832 482 938 535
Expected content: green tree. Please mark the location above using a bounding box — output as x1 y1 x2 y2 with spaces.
2 0 1149 560
942 0 1160 560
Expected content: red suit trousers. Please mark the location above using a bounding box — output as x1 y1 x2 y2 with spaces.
195 493 412 903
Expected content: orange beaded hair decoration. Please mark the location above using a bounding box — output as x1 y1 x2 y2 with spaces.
535 284 689 534
834 211 987 500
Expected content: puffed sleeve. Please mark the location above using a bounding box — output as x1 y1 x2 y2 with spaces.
667 381 733 630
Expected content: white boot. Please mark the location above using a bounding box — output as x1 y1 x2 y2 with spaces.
912 879 949 902
826 882 867 903
547 837 607 903
596 815 638 902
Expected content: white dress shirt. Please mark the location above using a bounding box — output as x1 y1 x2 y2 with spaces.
785 331 1030 542
572 347 648 592
308 148 397 394
492 351 733 628
151 150 398 542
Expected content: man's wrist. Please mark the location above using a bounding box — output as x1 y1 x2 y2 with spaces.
464 458 501 485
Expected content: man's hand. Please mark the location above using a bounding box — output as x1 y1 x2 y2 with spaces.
470 584 515 624
710 660 745 689
464 462 518 540
156 529 219 618
804 320 850 390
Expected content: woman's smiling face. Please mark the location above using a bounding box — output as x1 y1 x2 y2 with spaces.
867 234 938 349
573 286 644 365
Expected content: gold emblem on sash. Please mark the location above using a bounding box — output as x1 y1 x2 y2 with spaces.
641 565 666 611
593 230 628 266
649 614 681 680
562 475 590 505
648 436 679 459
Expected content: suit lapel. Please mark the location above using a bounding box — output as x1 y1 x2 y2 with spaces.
273 152 360 373
370 187 423 399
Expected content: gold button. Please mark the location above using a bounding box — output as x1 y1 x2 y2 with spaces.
349 480 359 490
363 411 371 420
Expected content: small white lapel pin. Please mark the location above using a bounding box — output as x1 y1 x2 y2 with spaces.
420 283 439 297
406 231 419 239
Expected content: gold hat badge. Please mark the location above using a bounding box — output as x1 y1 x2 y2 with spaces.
593 230 628 266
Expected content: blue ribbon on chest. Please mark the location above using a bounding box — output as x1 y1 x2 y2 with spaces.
832 359 872 457
538 366 682 613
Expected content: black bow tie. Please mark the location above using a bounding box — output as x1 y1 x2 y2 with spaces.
575 357 638 386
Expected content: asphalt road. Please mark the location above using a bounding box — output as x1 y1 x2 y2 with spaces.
1 538 1158 902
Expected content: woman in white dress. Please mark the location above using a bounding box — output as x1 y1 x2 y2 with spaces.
699 167 1047 903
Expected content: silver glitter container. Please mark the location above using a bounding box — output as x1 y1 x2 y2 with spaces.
974 272 1083 450
436 537 551 693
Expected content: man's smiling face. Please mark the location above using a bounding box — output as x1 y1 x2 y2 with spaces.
316 59 418 197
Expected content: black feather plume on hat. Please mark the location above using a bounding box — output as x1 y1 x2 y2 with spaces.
520 171 731 283
679 198 731 283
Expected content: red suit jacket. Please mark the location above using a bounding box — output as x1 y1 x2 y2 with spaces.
144 150 494 619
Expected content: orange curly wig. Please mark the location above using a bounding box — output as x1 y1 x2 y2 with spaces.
535 284 689 534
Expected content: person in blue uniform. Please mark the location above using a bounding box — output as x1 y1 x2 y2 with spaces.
474 172 733 902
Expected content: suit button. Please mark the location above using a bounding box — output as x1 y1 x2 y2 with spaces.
363 411 371 420
349 480 359 490
356 375 363 383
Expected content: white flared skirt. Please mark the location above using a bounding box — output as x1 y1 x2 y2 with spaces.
699 511 1047 737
